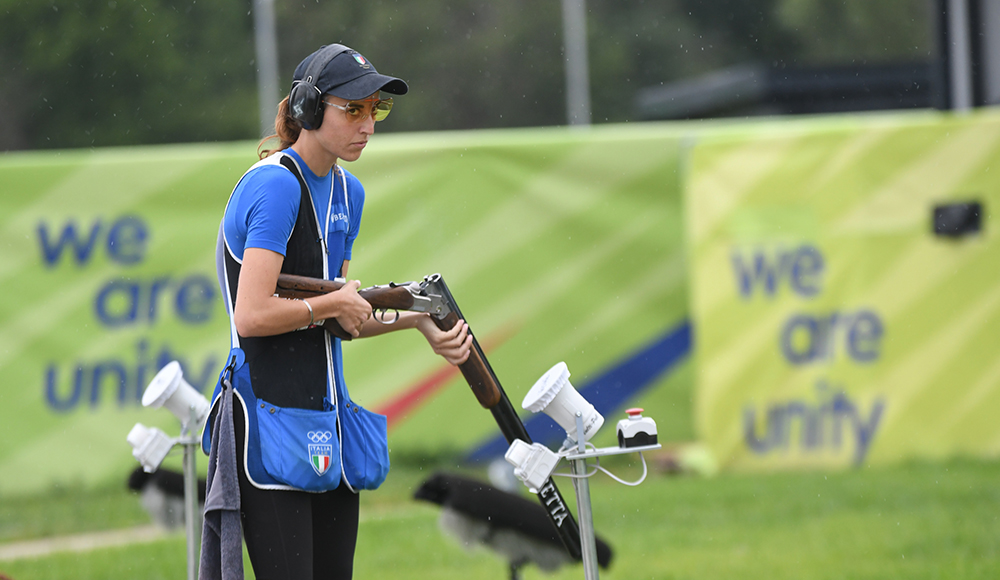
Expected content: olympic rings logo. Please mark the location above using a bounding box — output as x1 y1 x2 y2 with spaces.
307 430 333 443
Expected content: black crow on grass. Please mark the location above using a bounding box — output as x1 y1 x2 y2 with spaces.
414 471 612 580
128 467 206 530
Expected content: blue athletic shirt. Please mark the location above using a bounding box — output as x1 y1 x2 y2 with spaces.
221 148 365 411
223 148 365 278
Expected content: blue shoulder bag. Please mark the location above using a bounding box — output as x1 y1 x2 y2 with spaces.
204 348 389 492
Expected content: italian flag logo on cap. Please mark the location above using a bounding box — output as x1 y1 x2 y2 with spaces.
353 53 368 66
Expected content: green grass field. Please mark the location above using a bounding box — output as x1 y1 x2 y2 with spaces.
2 457 997 579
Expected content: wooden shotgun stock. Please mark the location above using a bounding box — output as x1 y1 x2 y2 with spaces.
274 272 583 561
275 274 416 318
275 273 501 408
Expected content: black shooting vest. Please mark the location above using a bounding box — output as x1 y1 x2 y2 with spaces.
222 154 330 410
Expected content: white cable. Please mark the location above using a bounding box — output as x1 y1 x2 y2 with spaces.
552 441 599 478
551 461 599 479
550 446 649 486
595 453 648 487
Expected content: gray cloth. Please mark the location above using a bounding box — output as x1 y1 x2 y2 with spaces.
199 376 244 580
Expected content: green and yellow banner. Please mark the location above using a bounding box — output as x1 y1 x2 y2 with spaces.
687 111 1000 471
7 109 998 494
0 126 690 495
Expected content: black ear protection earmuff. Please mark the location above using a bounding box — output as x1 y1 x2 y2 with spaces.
288 44 349 131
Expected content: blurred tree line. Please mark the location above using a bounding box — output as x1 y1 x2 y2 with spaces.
0 0 932 151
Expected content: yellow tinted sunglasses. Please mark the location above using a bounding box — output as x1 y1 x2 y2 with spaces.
322 98 393 122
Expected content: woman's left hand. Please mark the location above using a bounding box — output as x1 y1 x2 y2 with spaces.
416 315 473 365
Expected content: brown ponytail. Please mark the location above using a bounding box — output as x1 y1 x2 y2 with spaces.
257 97 302 159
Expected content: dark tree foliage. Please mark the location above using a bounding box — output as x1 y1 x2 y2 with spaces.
275 0 566 132
585 0 801 123
0 0 255 150
0 0 931 150
677 0 802 60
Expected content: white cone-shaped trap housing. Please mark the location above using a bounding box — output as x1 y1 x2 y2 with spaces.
142 361 210 432
522 361 604 442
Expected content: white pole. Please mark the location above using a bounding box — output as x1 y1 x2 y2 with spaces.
253 0 281 136
183 439 200 580
571 458 600 580
572 413 600 580
947 0 974 111
561 0 591 126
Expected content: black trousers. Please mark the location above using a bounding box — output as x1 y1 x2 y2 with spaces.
233 395 360 580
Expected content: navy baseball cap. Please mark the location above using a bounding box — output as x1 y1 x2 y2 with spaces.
293 45 408 100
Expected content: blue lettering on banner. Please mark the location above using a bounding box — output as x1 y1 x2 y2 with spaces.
174 275 216 323
38 216 148 267
36 214 222 414
89 361 129 407
105 216 149 265
94 274 216 327
95 280 141 326
44 365 85 412
743 380 885 466
38 219 103 267
780 309 884 365
731 245 824 299
730 244 889 464
44 340 219 412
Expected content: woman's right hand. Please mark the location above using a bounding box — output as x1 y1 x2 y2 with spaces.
327 280 372 337
235 249 373 337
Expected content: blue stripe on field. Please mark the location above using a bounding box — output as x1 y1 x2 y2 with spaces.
464 320 692 462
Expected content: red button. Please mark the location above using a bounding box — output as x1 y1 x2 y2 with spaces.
625 407 644 416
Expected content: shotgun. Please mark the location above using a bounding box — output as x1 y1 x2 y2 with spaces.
274 272 584 561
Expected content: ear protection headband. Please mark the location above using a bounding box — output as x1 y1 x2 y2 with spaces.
288 44 349 131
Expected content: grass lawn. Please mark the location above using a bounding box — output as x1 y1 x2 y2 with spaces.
1 457 997 579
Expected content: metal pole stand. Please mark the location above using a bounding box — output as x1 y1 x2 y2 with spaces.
565 412 661 580
571 413 600 580
180 425 201 580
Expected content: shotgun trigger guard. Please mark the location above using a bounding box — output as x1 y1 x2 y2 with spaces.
374 309 400 324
